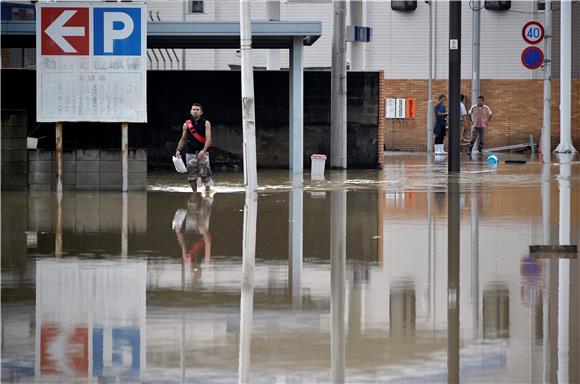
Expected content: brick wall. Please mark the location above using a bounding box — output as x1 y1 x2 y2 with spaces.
382 79 580 151
378 71 385 167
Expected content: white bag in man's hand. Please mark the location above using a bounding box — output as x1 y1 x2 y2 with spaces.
172 156 187 173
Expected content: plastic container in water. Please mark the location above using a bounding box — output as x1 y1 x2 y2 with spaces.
310 154 327 180
487 154 498 167
27 137 38 149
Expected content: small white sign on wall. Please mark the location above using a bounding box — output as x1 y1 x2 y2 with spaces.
396 98 406 119
385 98 396 118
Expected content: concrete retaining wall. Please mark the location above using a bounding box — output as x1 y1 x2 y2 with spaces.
28 149 147 191
1 110 28 190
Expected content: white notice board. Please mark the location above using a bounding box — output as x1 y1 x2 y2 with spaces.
385 99 396 119
396 98 406 119
36 2 147 122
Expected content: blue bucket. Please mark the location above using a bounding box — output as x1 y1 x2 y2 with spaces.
487 154 498 166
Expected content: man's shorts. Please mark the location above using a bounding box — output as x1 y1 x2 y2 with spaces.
186 153 212 186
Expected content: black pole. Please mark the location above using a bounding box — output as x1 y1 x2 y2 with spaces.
448 1 461 173
447 175 460 383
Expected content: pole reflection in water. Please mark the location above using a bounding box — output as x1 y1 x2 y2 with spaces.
557 156 572 383
330 172 346 384
470 187 480 340
55 192 62 259
239 189 257 384
541 163 551 383
122 192 128 258
289 173 303 307
447 175 460 384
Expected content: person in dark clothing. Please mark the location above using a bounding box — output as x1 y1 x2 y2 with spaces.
175 103 213 192
433 94 448 155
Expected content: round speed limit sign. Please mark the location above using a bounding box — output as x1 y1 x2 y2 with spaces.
522 21 545 44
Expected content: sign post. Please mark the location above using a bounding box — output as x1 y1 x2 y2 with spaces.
520 21 545 71
521 46 544 70
36 2 147 192
522 21 545 45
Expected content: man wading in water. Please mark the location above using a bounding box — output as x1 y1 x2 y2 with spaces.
175 103 213 192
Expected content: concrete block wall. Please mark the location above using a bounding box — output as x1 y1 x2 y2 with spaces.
28 149 147 191
1 110 28 189
383 79 580 151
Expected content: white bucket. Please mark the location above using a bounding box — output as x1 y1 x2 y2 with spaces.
27 137 38 149
310 154 327 180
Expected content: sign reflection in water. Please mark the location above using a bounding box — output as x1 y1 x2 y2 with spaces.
35 260 146 380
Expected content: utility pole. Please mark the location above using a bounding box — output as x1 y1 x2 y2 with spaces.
471 0 480 111
448 1 461 172
427 0 433 153
554 0 576 154
542 0 551 162
240 0 258 188
331 0 347 169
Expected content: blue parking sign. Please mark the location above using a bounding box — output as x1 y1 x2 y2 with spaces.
93 7 141 56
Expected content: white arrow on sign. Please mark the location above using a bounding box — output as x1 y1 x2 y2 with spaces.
45 10 85 53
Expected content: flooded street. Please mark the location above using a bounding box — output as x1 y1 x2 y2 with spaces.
2 153 579 383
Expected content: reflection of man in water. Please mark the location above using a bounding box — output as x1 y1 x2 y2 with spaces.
173 193 213 279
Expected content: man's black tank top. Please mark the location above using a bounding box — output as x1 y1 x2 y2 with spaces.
186 117 207 153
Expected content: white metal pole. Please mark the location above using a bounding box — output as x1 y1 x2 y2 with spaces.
349 0 364 71
427 1 433 152
182 1 186 70
266 1 281 70
240 0 258 188
471 0 480 107
471 0 481 156
331 0 347 169
542 0 552 163
554 0 576 154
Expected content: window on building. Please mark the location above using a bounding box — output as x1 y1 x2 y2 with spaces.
391 1 417 12
484 1 511 11
537 0 546 11
189 1 204 14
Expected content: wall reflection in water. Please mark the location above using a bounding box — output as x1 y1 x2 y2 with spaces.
1 163 579 383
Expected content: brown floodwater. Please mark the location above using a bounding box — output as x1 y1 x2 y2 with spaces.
2 153 579 383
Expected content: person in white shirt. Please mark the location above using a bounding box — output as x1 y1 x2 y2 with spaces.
467 96 493 155
459 94 469 142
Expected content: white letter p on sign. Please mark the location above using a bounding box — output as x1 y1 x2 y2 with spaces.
103 12 134 53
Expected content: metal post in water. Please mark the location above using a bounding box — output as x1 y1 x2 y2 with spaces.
122 122 128 192
240 0 258 188
56 122 63 193
448 1 461 173
331 0 347 169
